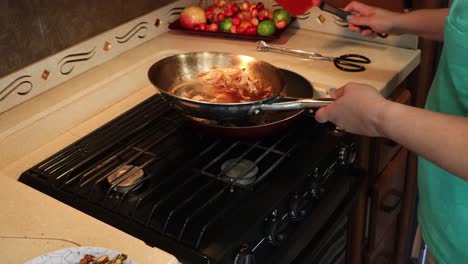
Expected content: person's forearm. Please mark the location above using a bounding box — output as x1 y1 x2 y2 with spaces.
392 9 449 41
377 101 468 180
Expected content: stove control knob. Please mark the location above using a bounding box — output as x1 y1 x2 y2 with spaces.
265 212 287 245
309 181 324 199
289 193 307 221
338 144 356 166
234 247 256 264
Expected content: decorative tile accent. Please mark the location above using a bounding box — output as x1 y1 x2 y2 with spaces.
103 42 112 52
0 75 33 101
115 22 149 44
316 14 326 24
58 47 97 75
41 70 50 80
154 18 161 28
0 0 192 114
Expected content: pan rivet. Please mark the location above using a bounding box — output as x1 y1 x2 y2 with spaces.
253 109 261 115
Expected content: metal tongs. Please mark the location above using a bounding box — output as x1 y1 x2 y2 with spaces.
256 40 371 72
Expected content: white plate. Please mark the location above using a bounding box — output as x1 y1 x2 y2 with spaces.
25 246 135 264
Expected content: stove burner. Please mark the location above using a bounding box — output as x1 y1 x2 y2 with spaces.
106 165 145 193
221 159 258 185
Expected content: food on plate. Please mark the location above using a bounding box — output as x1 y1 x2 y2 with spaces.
177 0 292 37
179 5 207 29
79 253 128 264
169 67 273 103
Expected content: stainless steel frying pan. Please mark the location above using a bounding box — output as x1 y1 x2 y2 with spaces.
147 52 332 121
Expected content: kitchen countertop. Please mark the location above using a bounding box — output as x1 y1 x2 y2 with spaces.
0 28 420 263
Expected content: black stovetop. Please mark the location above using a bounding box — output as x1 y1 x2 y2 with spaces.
19 94 362 264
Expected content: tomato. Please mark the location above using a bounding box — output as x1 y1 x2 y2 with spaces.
224 9 234 17
245 25 257 35
267 10 273 20
257 2 265 11
217 13 225 22
231 4 239 14
207 23 219 32
237 25 246 34
250 7 259 18
239 20 252 30
218 0 227 7
198 23 208 31
250 17 259 26
274 19 287 29
205 9 214 20
242 11 252 20
230 25 238 34
240 1 250 11
231 17 241 26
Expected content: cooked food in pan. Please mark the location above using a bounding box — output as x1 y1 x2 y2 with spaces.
169 67 273 103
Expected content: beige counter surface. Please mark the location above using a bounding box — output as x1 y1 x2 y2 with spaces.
0 87 179 264
0 28 420 263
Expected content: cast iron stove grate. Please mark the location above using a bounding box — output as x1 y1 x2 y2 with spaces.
19 94 359 264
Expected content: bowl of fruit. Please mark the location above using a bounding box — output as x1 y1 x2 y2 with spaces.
169 0 294 40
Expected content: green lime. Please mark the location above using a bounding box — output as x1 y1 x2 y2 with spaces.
273 9 291 24
257 20 276 37
219 18 232 33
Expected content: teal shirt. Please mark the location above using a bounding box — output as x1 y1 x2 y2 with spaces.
418 0 468 263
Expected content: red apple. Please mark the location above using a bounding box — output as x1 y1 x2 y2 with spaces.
179 6 207 29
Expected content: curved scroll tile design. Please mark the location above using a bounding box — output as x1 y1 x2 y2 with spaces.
291 10 310 20
333 16 348 27
168 7 183 22
168 6 184 15
0 75 33 101
58 47 97 75
115 21 149 43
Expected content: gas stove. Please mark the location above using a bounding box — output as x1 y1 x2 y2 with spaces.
19 92 363 264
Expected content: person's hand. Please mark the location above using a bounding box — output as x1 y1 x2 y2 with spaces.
315 83 389 137
344 1 401 38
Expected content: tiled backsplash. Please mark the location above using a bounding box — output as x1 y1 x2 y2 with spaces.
0 0 192 113
0 0 177 78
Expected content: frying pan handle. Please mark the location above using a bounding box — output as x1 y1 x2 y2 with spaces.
260 98 334 111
